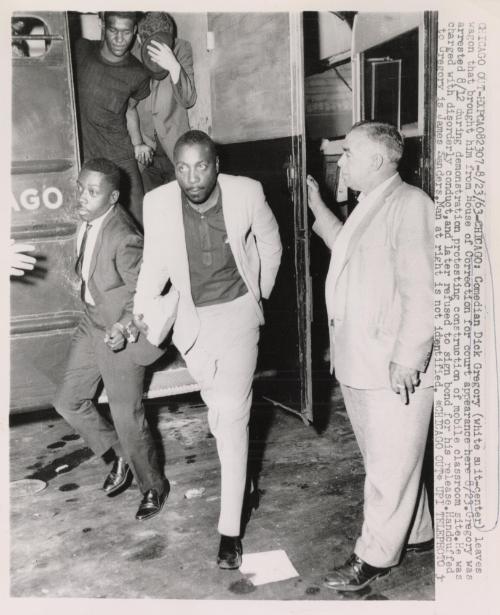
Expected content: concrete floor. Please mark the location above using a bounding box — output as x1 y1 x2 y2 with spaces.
10 378 434 601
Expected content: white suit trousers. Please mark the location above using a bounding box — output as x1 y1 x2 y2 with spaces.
340 384 434 567
182 293 260 536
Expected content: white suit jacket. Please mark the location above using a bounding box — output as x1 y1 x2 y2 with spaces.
313 174 434 389
134 173 282 352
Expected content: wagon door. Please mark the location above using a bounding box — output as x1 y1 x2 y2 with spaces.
206 13 312 422
10 11 82 413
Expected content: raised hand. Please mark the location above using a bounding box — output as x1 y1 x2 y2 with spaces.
147 40 180 82
306 175 326 215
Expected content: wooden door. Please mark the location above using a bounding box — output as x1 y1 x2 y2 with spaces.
207 12 312 422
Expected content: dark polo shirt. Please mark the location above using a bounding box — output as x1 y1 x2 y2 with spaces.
181 187 248 307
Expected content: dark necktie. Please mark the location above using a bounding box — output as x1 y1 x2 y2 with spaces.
75 223 92 300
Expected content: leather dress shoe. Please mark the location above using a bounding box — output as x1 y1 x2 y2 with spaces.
102 457 132 497
405 538 434 554
324 554 390 592
217 535 242 570
135 480 170 521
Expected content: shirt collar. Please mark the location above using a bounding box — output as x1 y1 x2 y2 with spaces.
357 173 399 203
181 183 222 215
84 205 115 229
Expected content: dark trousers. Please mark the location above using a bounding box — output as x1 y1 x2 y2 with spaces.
115 158 145 229
140 139 176 194
53 312 164 494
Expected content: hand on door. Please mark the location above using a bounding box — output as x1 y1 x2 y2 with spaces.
306 175 326 215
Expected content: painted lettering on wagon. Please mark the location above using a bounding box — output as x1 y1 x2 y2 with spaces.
12 186 64 211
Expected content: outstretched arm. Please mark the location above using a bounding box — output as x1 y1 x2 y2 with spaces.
307 174 343 251
10 240 36 276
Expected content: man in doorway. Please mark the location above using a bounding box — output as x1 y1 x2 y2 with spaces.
307 120 434 591
53 158 167 521
132 12 197 192
133 130 282 569
73 11 153 227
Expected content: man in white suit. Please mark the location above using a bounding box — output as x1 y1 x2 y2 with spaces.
133 129 282 569
307 121 434 592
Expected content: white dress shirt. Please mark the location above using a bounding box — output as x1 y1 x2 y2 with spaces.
76 206 114 305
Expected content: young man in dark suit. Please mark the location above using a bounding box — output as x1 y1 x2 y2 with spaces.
53 158 167 521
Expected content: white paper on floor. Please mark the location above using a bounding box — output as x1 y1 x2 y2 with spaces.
240 549 299 586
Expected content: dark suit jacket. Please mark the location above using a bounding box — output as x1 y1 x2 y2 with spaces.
84 205 164 366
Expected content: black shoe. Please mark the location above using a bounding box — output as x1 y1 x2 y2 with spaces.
405 538 434 554
102 457 132 497
135 480 170 521
217 535 242 570
324 554 390 592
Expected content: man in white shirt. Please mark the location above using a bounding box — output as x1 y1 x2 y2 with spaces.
307 121 434 591
53 158 167 521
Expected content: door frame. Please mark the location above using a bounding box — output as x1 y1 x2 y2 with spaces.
289 12 312 423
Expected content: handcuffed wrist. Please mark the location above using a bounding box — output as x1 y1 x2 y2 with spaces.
114 322 126 334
